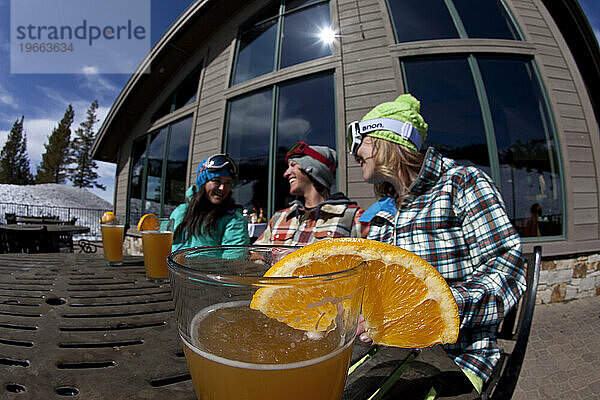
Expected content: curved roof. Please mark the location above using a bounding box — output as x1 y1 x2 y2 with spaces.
92 0 236 162
541 0 600 123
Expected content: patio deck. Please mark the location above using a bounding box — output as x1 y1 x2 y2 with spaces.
513 295 600 399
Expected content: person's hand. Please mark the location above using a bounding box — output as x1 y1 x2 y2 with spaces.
356 313 372 343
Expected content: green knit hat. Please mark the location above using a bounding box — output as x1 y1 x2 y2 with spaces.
360 94 428 152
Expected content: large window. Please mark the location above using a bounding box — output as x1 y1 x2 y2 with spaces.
231 0 332 86
128 116 192 225
402 55 563 238
225 72 336 215
152 66 201 122
387 0 520 43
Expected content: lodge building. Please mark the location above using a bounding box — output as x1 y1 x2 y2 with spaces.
92 0 600 302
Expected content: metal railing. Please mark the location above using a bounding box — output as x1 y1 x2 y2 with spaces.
0 202 109 239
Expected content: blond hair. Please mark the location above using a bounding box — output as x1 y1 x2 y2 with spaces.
370 138 424 205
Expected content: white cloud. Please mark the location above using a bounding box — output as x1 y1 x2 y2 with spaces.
0 83 16 108
79 69 120 97
82 66 100 74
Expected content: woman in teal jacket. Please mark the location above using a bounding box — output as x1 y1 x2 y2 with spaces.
170 154 249 251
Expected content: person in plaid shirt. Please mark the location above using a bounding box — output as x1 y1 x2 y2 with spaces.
255 142 369 246
349 94 526 392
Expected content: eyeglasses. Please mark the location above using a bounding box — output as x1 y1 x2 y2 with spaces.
200 154 238 178
346 118 423 155
285 142 335 173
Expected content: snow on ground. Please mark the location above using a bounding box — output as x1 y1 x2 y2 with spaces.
0 183 112 209
0 183 113 239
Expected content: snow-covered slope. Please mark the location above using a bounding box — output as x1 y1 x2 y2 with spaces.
0 183 113 239
0 183 112 209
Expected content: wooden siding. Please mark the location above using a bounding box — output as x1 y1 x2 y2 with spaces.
338 0 396 207
189 36 233 185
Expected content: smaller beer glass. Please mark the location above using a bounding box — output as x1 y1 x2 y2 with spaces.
141 218 173 282
167 245 366 400
100 215 125 266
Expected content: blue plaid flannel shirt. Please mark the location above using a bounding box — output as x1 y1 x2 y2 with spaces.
360 147 526 381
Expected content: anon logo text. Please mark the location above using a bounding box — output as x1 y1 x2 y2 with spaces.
361 122 383 131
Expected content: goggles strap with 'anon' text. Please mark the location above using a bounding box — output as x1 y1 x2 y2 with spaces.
355 118 422 151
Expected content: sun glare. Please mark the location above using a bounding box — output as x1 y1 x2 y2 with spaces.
318 26 337 45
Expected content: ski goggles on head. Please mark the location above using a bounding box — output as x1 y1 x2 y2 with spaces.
346 118 423 155
285 141 335 174
200 153 238 178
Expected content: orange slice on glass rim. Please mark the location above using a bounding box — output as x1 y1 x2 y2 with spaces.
250 238 459 348
137 213 160 231
100 211 115 224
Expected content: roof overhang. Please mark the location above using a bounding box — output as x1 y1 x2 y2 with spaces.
92 0 238 162
540 0 600 123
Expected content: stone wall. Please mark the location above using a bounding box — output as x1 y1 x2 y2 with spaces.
537 253 600 303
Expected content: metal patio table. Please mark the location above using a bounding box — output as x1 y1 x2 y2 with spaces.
0 253 478 399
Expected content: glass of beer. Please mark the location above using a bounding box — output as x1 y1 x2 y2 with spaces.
100 215 125 266
141 218 173 282
167 245 366 400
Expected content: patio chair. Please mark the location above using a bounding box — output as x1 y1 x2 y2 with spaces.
0 225 55 253
480 246 542 400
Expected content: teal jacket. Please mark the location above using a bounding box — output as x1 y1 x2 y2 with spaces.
169 204 250 252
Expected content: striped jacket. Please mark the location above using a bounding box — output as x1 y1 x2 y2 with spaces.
255 193 369 246
360 147 526 381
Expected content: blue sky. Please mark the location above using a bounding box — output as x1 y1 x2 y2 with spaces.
0 0 599 204
0 0 195 202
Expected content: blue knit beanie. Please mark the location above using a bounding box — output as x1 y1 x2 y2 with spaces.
185 157 232 199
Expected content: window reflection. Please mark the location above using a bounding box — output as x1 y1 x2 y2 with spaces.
231 0 331 86
275 73 335 210
387 0 520 42
226 88 273 211
225 73 335 215
388 0 458 43
403 55 563 238
164 117 193 217
128 138 147 225
233 19 278 85
403 56 490 172
280 3 332 69
478 56 563 237
152 65 201 122
452 0 519 40
144 129 167 216
127 116 192 223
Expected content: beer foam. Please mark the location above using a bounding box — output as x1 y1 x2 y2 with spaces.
185 301 353 371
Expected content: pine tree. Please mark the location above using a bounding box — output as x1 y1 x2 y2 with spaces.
68 100 106 190
36 105 74 184
0 116 34 184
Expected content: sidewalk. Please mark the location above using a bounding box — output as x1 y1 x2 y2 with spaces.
512 295 600 399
